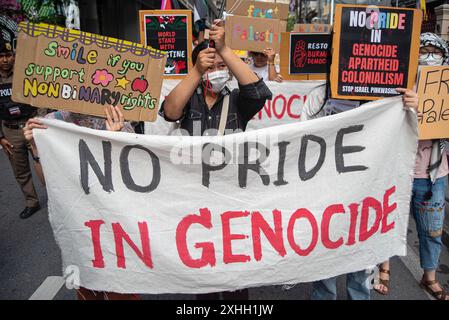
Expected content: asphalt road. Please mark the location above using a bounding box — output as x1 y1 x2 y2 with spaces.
1 151 448 300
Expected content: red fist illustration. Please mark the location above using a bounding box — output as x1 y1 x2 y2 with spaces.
294 40 307 68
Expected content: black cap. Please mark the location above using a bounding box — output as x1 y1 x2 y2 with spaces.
0 38 13 54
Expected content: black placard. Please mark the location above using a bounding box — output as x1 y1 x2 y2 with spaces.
333 6 420 99
289 33 331 75
143 13 190 76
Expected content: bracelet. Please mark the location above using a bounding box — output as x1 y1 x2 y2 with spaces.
267 62 275 65
32 154 40 163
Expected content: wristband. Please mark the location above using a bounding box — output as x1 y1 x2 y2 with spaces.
32 154 40 163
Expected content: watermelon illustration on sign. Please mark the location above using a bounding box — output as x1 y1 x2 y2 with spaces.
131 76 148 93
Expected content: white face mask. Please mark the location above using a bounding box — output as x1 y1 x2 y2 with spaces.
203 70 229 93
419 53 444 66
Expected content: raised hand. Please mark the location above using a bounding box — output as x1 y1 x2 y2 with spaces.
105 105 125 132
195 47 216 74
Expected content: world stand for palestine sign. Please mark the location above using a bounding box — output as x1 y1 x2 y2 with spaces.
330 5 422 100
12 22 167 122
139 10 193 78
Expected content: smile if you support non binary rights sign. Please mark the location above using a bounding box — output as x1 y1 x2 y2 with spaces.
35 97 417 294
12 22 167 121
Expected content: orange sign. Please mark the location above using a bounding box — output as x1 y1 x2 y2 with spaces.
417 66 449 139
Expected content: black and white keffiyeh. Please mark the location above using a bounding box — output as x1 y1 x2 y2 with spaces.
420 32 449 65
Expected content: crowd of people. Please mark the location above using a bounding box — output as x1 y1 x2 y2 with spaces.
0 18 448 300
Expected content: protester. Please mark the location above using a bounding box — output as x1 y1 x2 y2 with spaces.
0 30 41 219
248 48 283 83
23 105 137 300
375 32 449 300
161 19 272 299
161 19 272 137
300 75 419 301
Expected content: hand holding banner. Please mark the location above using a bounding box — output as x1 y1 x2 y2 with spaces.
35 97 417 294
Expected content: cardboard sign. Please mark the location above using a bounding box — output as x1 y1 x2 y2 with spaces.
139 10 192 78
226 0 290 20
417 66 449 139
280 32 331 80
330 5 422 100
35 97 416 294
12 22 167 122
293 24 332 33
225 15 285 52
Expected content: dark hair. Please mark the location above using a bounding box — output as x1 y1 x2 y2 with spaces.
192 40 210 65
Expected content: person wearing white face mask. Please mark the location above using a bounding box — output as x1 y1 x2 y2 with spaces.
161 20 272 137
374 32 449 300
418 47 444 66
160 20 272 300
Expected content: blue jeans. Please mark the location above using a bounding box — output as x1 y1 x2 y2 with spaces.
311 270 370 300
411 177 447 271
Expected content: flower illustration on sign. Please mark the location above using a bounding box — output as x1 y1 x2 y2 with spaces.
92 69 114 87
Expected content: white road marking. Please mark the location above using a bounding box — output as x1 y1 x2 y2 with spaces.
29 276 65 300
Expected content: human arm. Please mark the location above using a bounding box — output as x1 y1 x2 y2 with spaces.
264 48 282 82
209 20 259 86
162 48 216 121
23 118 47 185
236 78 273 122
396 88 419 111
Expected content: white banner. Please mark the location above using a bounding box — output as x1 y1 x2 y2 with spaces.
35 96 417 294
144 80 324 135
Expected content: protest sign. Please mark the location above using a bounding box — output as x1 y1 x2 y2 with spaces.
139 10 192 78
226 0 290 20
12 22 167 122
145 80 324 135
35 96 417 294
293 24 332 33
225 15 285 52
280 32 331 81
233 49 248 58
330 5 422 100
416 66 449 139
